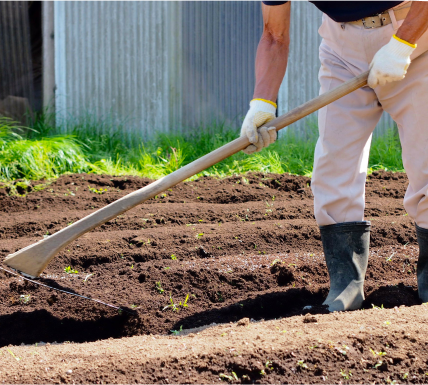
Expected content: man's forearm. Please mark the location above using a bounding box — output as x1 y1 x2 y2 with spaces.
253 33 290 102
396 2 428 44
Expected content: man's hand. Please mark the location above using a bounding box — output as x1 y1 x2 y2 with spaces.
240 99 277 155
368 35 416 88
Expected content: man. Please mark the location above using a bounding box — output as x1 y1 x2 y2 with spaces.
241 1 428 312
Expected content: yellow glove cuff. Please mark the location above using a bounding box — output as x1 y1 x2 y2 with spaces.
251 98 277 109
393 34 417 49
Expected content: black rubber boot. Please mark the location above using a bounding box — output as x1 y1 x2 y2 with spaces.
320 221 370 312
416 224 428 303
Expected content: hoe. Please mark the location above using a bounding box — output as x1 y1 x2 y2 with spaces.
4 71 369 277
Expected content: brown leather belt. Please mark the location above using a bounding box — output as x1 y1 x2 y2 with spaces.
349 2 412 29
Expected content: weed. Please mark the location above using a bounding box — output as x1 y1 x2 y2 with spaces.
19 294 31 304
219 372 238 382
340 369 352 380
370 348 386 357
6 348 20 361
88 185 108 194
64 266 78 274
217 292 225 302
163 293 190 312
270 258 282 267
170 325 183 336
155 281 164 294
0 116 403 184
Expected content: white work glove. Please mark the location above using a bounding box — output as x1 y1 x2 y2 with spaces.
240 99 277 155
368 35 416 88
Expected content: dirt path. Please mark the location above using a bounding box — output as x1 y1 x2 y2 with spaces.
0 171 426 383
1 306 428 384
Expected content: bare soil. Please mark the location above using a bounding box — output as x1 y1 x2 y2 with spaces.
0 171 426 384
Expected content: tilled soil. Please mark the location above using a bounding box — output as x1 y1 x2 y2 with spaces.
0 171 426 383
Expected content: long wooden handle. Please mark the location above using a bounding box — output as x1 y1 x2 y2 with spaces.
4 71 369 277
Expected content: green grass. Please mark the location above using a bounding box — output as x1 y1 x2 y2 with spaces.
0 113 404 184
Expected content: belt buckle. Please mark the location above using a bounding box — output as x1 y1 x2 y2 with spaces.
361 14 384 29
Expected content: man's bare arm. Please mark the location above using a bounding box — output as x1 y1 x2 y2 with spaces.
396 1 428 44
253 2 291 102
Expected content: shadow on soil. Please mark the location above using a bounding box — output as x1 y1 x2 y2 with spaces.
0 285 420 347
0 308 136 347
173 284 421 332
172 288 330 332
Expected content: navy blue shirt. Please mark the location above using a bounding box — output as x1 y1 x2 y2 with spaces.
262 1 404 22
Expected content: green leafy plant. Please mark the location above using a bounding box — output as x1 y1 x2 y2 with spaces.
0 113 404 185
19 294 31 304
340 369 352 380
163 293 190 312
155 281 164 294
88 185 108 194
64 266 78 274
170 325 183 336
219 372 238 382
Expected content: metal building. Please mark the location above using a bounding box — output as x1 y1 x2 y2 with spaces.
0 2 394 137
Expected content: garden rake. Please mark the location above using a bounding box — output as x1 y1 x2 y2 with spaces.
3 71 370 277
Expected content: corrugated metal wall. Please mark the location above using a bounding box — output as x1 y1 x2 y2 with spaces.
54 1 394 137
180 2 262 129
0 1 35 124
54 1 262 135
55 1 179 136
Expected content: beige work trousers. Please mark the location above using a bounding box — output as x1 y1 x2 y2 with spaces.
312 12 428 228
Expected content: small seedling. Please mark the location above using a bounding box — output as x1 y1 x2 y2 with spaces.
219 373 237 382
265 360 273 370
340 369 352 380
130 304 138 309
196 233 204 239
88 185 108 194
64 266 78 274
19 294 31 304
156 281 164 294
370 348 386 357
6 348 20 361
270 258 282 267
170 325 183 335
163 293 190 312
297 360 308 370
171 254 177 260
371 304 384 310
